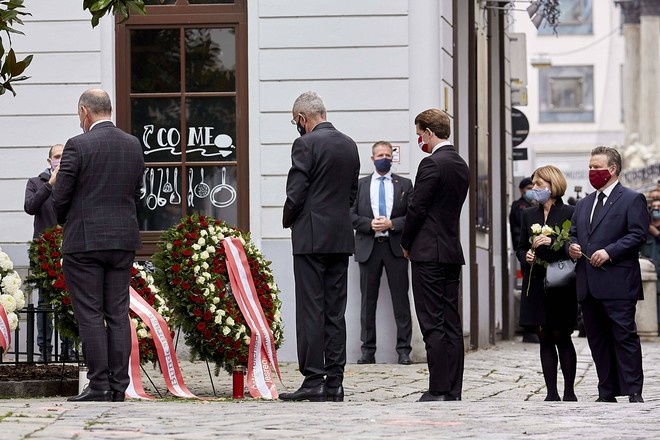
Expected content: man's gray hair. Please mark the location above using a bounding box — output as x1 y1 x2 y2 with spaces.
591 146 622 175
79 89 112 116
292 91 327 118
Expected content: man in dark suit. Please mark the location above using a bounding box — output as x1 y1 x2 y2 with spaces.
351 141 413 365
281 91 360 402
24 143 75 362
568 146 648 403
53 89 144 402
401 109 469 402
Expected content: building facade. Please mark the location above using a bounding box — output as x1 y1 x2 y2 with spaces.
0 0 516 362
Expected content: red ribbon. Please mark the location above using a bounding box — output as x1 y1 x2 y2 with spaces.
222 237 282 399
0 305 10 353
127 287 197 399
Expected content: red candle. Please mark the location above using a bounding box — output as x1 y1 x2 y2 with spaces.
232 366 245 399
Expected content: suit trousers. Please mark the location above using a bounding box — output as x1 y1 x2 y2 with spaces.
411 261 464 398
293 253 349 388
63 249 134 393
358 240 412 356
581 293 643 398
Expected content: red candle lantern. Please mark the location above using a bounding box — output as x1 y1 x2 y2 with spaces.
232 366 246 399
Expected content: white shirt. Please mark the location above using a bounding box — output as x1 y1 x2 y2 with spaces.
370 172 393 237
431 140 452 154
590 180 618 222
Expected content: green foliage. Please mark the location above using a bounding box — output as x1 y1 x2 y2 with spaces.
83 0 148 28
550 219 572 252
0 0 32 96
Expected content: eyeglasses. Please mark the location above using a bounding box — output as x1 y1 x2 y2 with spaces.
290 113 304 125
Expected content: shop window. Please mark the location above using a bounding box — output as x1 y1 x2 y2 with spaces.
539 66 594 123
116 1 247 256
538 0 592 36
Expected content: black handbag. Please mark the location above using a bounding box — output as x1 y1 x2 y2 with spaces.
544 259 576 289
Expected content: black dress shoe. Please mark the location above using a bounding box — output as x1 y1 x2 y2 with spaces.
595 396 617 403
112 391 126 402
357 355 375 364
398 354 412 365
279 384 326 402
562 393 578 402
67 387 112 402
416 391 461 402
326 385 344 402
629 393 644 403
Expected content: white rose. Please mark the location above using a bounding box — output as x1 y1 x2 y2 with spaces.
530 223 542 234
197 237 206 246
196 276 206 285
192 244 201 251
132 318 140 327
201 262 209 270
243 336 251 345
541 225 554 236
203 272 211 280
137 328 149 339
216 309 225 317
215 315 223 324
226 316 235 326
193 265 200 274
200 230 208 237
192 254 199 261
166 243 173 250
222 326 231 336
213 296 220 304
209 284 216 292
200 251 209 260
209 304 216 313
206 246 215 254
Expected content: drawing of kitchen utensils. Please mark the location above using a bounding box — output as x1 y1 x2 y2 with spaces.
140 168 148 199
146 168 158 210
157 168 167 207
188 168 195 207
210 167 237 208
162 168 173 193
170 168 181 204
194 168 211 198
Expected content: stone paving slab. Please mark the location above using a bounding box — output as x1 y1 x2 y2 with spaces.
1 336 660 439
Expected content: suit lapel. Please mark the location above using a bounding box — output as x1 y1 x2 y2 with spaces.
362 175 374 218
391 174 401 215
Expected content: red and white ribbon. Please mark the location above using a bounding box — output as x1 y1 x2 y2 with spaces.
0 305 10 353
128 287 197 399
125 318 155 400
223 237 282 399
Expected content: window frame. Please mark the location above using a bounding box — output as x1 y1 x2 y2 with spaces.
115 1 248 258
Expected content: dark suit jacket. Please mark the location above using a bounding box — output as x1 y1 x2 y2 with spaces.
283 121 360 255
52 121 145 254
351 173 413 263
401 144 469 263
570 183 648 301
24 170 58 238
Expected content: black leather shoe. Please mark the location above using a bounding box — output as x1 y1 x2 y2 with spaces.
562 393 578 402
326 385 344 402
357 355 375 364
595 396 617 403
417 391 461 402
629 393 644 403
67 387 112 402
279 384 327 402
112 391 126 402
398 354 412 365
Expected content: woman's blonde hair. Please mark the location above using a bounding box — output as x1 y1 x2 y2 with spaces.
532 165 567 199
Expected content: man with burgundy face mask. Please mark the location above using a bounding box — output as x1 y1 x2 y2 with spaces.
568 146 649 403
350 141 414 365
401 109 469 402
24 144 75 362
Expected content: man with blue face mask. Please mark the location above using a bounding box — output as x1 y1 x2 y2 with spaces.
509 177 539 344
24 144 76 362
350 141 414 365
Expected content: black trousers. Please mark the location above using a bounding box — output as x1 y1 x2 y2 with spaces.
293 253 349 388
63 249 134 393
358 240 412 356
411 261 464 398
581 293 643 397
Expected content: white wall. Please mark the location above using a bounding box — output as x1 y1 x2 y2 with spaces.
0 3 114 266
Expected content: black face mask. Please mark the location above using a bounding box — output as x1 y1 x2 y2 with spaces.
296 121 306 136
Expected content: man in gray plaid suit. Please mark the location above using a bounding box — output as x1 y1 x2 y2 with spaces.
53 89 144 402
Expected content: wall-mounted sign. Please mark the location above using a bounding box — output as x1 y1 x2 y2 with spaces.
512 108 529 147
512 148 528 161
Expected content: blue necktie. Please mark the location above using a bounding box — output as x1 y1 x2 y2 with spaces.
378 176 387 217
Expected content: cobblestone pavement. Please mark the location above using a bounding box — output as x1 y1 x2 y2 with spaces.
1 336 660 439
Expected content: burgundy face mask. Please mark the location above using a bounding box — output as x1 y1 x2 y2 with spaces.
589 169 611 190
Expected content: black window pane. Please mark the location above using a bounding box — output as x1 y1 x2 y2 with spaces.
131 29 181 93
189 166 238 227
139 166 184 231
185 28 236 92
132 98 182 163
186 97 236 161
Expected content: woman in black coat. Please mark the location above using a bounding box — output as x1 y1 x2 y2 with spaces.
516 165 578 402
